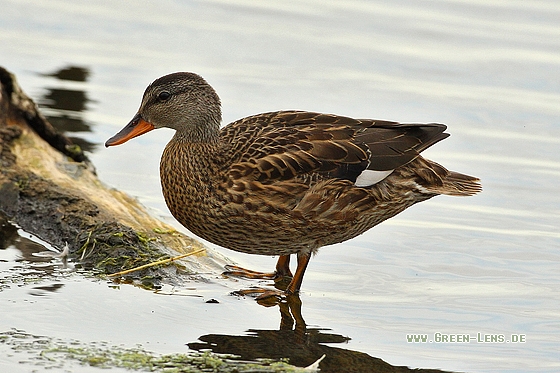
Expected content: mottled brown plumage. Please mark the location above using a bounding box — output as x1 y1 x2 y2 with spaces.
106 72 481 297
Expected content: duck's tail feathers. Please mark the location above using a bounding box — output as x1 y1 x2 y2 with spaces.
414 159 482 196
439 171 482 196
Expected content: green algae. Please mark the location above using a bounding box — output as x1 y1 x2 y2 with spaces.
0 329 311 373
76 223 176 289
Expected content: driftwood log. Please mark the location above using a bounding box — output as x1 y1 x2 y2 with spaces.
0 66 224 287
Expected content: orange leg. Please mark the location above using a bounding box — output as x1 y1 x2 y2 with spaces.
223 255 293 280
285 252 311 295
275 255 293 278
253 253 311 300
226 253 311 300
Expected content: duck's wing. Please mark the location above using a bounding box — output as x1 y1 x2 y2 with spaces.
221 111 448 188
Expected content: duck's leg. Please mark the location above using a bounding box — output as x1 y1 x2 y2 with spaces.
223 254 293 280
230 253 311 300
275 255 293 278
253 252 311 300
284 252 311 295
227 254 310 301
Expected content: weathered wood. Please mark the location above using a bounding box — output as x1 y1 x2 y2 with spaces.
0 66 224 287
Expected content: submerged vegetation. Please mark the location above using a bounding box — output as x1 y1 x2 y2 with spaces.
0 329 312 372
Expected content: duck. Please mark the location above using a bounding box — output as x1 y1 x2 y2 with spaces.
105 72 481 298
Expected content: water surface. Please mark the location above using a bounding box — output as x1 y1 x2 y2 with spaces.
1 1 559 372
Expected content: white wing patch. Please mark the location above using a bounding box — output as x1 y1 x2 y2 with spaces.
354 169 394 187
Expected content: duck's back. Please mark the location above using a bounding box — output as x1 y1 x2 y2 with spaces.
220 111 449 176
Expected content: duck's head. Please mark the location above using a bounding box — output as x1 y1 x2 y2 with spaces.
105 72 222 147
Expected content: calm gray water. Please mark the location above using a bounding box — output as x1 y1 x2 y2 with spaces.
1 1 559 372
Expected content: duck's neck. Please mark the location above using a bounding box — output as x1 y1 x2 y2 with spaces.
173 119 220 144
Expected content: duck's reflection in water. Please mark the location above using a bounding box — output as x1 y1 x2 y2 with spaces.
189 294 450 373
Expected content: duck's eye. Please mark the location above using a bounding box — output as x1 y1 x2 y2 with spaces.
157 91 171 102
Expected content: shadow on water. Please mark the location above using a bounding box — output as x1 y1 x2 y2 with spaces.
0 212 52 264
37 66 96 152
190 285 450 372
0 211 66 282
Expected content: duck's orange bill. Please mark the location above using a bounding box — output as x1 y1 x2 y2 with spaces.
105 113 155 147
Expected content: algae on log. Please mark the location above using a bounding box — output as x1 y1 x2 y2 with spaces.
0 66 225 287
